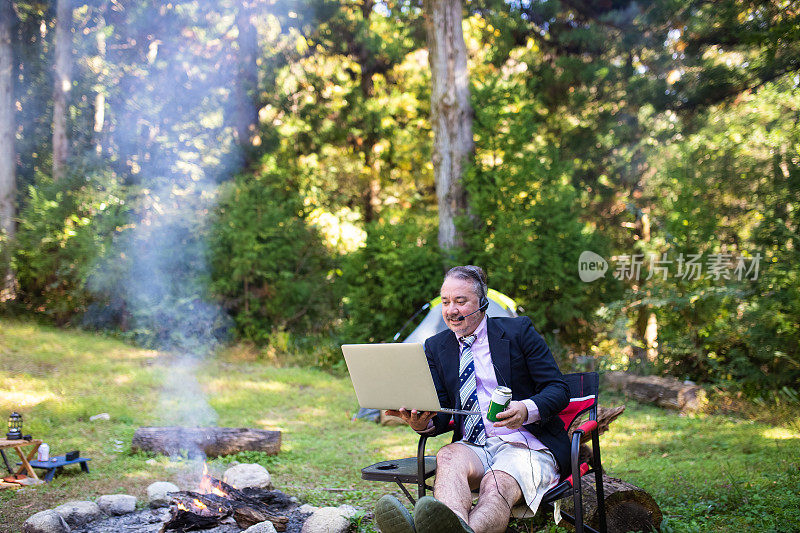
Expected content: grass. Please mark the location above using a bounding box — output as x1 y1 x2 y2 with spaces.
1 318 799 533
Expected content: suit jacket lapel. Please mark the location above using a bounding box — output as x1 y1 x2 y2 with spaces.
487 318 512 390
439 332 461 407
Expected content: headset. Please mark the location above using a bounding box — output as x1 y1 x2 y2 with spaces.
449 266 490 321
447 265 538 530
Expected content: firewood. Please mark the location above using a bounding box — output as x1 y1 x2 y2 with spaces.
605 371 706 412
559 472 663 533
163 489 289 532
567 405 626 445
131 427 281 458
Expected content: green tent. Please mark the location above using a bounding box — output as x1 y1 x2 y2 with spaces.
398 288 519 344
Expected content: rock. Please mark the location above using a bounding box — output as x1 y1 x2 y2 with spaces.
147 481 180 508
53 501 103 528
297 504 318 514
242 521 278 533
337 505 357 519
22 510 70 533
96 494 137 516
222 463 271 490
289 496 299 503
300 506 357 533
89 413 111 421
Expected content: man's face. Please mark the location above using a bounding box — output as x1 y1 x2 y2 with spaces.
440 277 483 337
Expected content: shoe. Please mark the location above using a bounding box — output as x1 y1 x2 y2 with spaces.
374 494 416 533
414 496 474 533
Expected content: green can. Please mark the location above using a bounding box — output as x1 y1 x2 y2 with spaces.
486 386 512 422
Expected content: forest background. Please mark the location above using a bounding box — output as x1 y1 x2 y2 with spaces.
0 0 798 401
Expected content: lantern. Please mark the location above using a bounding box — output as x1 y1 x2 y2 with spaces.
6 412 22 440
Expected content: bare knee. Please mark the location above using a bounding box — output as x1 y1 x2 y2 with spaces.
436 444 465 467
435 444 483 487
478 470 522 505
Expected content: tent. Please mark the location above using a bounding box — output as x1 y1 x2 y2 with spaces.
399 288 519 344
353 288 519 421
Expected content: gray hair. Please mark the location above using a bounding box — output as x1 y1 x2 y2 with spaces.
443 265 488 302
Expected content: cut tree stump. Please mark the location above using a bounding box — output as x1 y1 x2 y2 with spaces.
605 371 707 412
132 427 280 458
560 472 663 533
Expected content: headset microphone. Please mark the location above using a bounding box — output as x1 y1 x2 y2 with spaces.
453 297 490 321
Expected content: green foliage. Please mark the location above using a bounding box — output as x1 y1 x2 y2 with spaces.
209 161 338 344
341 212 442 343
637 80 800 392
465 63 622 349
12 168 130 324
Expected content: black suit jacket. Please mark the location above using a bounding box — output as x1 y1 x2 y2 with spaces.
423 316 571 475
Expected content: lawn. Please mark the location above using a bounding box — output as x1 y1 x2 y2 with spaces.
0 319 798 533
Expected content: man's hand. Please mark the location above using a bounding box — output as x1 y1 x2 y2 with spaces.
385 408 437 432
493 400 528 429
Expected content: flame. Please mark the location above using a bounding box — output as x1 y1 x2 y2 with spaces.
198 461 229 498
193 498 207 510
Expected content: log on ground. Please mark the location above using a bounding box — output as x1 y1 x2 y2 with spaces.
132 427 280 458
560 472 662 533
604 371 706 412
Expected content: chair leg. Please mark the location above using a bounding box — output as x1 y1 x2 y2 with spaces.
417 435 429 500
394 480 416 505
592 431 607 533
571 434 584 533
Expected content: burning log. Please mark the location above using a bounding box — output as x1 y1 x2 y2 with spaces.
160 468 289 532
161 493 231 532
132 427 281 458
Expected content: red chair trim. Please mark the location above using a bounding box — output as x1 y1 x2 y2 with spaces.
565 462 590 486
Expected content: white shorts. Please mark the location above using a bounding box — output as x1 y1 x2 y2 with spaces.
458 436 560 517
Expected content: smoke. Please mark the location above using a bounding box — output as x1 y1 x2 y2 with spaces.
82 0 261 448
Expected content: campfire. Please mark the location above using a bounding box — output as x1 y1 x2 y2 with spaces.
161 464 290 532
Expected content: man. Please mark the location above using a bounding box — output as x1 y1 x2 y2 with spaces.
375 266 570 533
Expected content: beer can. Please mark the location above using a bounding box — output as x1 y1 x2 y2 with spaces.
486 386 512 422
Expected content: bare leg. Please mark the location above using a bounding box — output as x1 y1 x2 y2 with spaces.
433 443 485 522
468 470 522 533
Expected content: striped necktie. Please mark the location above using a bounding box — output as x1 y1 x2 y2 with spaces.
459 334 486 445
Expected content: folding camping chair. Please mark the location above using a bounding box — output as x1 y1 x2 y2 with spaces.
361 372 607 533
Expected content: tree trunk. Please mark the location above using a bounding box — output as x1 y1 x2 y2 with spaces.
424 0 473 253
0 0 16 301
131 427 281 458
52 0 72 181
93 13 106 156
233 1 258 148
559 472 663 533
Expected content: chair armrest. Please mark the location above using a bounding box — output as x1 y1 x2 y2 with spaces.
574 419 597 435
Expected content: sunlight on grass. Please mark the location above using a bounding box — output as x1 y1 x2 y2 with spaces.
0 376 59 407
2 319 799 533
254 418 288 430
208 378 290 393
761 427 798 440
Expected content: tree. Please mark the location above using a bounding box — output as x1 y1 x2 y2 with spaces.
232 0 259 149
0 0 16 299
52 0 72 181
424 0 473 254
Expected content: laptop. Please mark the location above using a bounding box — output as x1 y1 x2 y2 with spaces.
341 343 480 415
